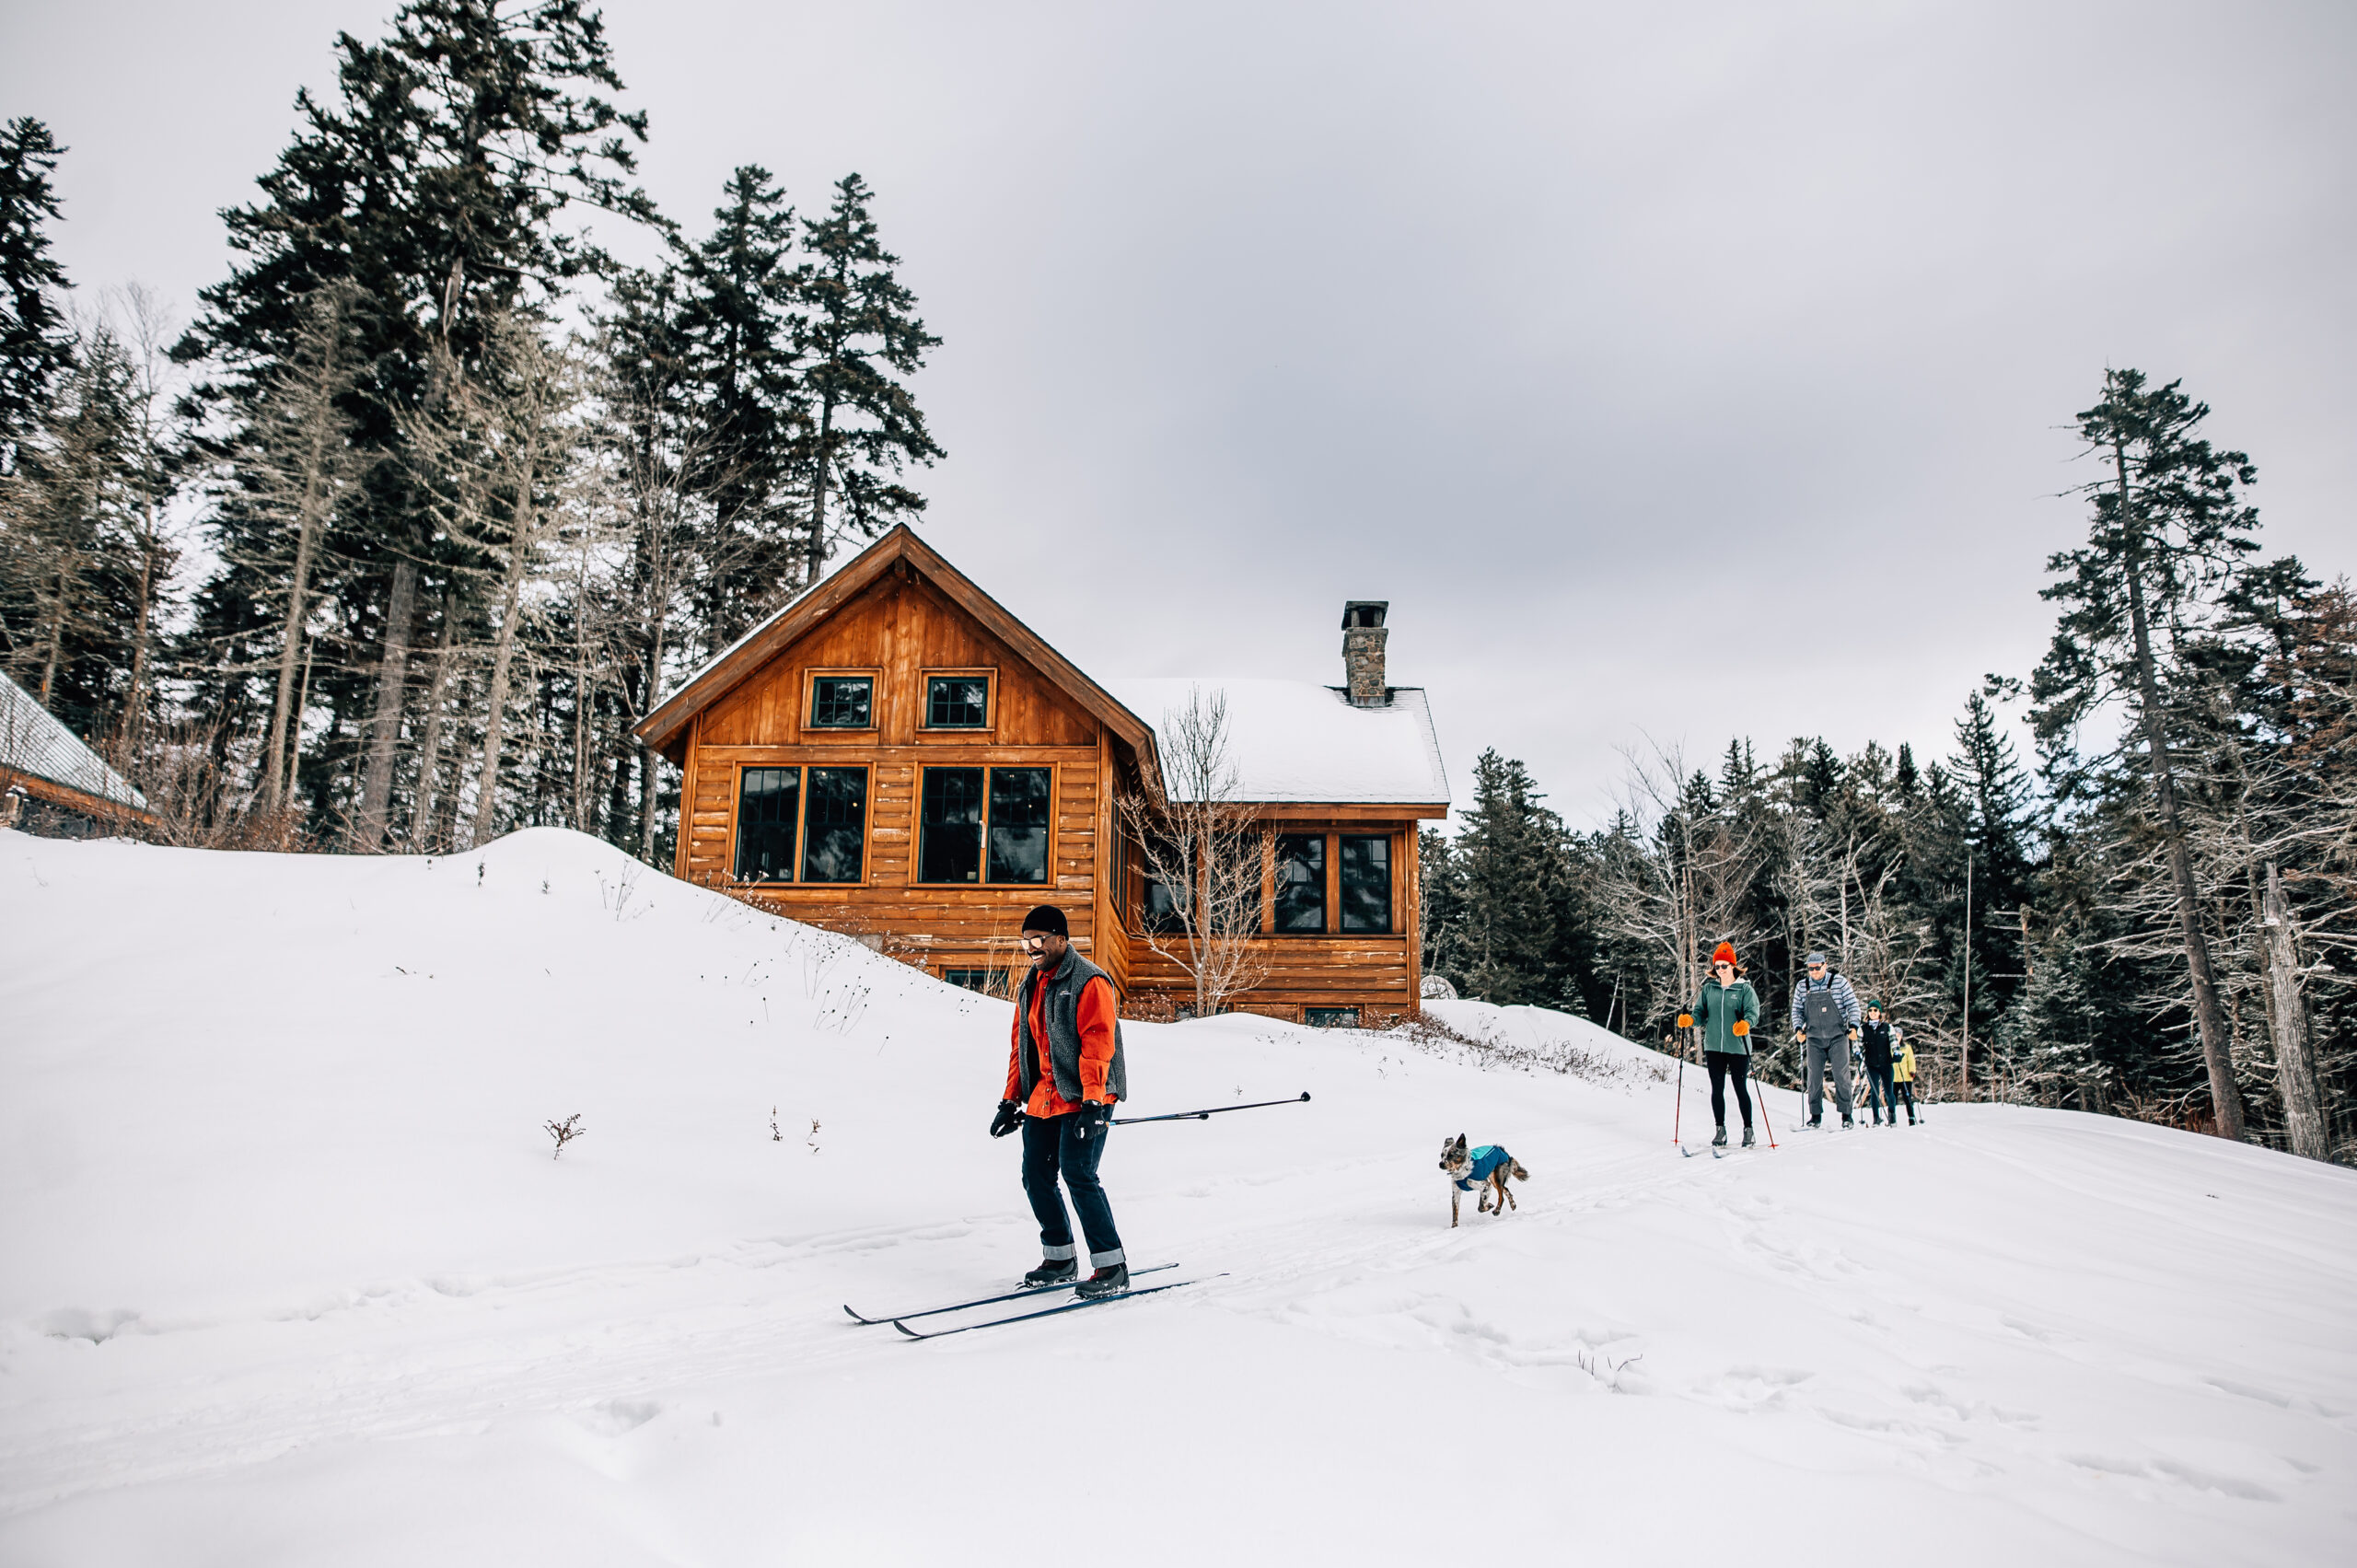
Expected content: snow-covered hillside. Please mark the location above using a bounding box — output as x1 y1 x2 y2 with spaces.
3 828 2351 1565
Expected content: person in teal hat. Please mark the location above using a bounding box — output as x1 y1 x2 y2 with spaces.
1858 998 1898 1126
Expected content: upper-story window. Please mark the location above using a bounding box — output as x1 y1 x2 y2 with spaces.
808 675 874 729
925 674 991 728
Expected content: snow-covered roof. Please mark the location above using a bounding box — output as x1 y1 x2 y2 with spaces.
1100 679 1448 807
1 671 148 812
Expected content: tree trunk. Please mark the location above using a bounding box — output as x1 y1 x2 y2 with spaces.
805 396 835 586
467 559 528 850
408 604 459 848
354 558 418 849
2263 864 2330 1161
262 492 322 814
37 567 67 707
2116 432 2244 1139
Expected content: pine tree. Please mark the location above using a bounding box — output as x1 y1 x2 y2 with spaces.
674 165 810 646
176 0 656 845
0 118 74 475
794 173 942 579
1452 750 1558 1005
2031 368 2262 1139
0 328 142 736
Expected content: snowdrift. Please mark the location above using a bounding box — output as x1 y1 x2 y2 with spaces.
2 827 2351 1565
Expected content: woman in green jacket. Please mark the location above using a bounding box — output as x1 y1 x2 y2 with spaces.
1689 942 1762 1148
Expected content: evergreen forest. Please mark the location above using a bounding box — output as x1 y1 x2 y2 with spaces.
1422 391 2356 1159
0 1 939 869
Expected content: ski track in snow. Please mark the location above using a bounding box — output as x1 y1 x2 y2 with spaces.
3 828 2353 1564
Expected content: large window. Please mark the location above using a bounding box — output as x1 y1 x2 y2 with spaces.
919 769 984 882
1275 833 1325 933
988 768 1051 883
1339 835 1391 933
735 767 802 882
801 767 868 883
925 674 991 728
808 675 873 729
917 766 1051 884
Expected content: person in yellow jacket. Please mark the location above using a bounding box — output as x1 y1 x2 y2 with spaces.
1890 1026 1919 1125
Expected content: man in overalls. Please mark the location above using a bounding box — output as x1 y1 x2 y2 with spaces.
1788 952 1861 1129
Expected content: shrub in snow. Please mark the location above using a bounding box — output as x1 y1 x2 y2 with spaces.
544 1112 586 1158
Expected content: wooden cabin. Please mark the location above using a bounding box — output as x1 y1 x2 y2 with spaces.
0 671 156 838
633 527 1451 1025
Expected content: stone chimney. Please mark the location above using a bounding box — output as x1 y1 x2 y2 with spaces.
1341 601 1389 707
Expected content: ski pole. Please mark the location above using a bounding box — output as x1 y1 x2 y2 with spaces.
1753 1057 1779 1151
1672 1012 1693 1146
1112 1092 1310 1126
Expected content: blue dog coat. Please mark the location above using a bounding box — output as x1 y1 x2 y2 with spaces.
1453 1144 1512 1191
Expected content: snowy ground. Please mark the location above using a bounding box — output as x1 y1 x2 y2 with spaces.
2 828 2351 1565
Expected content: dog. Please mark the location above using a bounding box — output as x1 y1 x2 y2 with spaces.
1438 1134 1529 1226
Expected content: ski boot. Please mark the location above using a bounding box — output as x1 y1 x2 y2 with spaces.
1022 1258 1078 1289
1712 1126 1728 1149
1075 1263 1130 1299
1841 1114 1855 1130
1742 1126 1756 1149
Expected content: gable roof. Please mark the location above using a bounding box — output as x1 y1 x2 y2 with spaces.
1 671 150 815
633 526 1164 792
1100 679 1449 808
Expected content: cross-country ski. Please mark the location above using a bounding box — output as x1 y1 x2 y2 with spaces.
890 1276 1211 1339
843 1263 1179 1326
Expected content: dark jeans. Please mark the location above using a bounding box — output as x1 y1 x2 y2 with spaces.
1021 1111 1125 1269
1706 1051 1752 1128
1864 1065 1896 1121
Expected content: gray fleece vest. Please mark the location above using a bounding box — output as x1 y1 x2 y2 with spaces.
1016 951 1129 1105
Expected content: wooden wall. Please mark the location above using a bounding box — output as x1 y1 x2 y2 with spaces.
677 564 1109 974
670 556 1426 1023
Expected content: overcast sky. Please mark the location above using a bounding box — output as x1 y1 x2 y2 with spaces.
5 1 2351 825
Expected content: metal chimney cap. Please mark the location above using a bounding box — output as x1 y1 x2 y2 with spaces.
1341 600 1388 630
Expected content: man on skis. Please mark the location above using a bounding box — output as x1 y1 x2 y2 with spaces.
989 904 1131 1297
1789 952 1861 1128
1689 942 1761 1148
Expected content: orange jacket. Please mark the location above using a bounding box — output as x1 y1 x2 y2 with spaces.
1004 971 1120 1115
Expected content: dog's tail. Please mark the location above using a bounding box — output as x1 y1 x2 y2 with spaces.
1509 1160 1530 1181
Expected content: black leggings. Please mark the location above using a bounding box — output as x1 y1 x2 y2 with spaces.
1706 1051 1752 1127
1894 1079 1916 1116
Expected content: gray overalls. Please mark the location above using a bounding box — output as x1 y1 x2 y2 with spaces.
1800 982 1855 1123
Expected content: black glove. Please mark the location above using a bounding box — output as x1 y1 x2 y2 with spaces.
1073 1100 1111 1140
989 1099 1023 1138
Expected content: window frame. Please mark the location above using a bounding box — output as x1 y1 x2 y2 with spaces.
1304 1006 1361 1028
732 764 805 885
941 967 1009 998
798 764 872 885
1338 833 1393 935
803 667 881 735
1273 831 1329 935
911 762 1057 887
919 668 997 733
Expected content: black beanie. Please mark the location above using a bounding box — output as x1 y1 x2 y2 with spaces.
1020 904 1069 937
